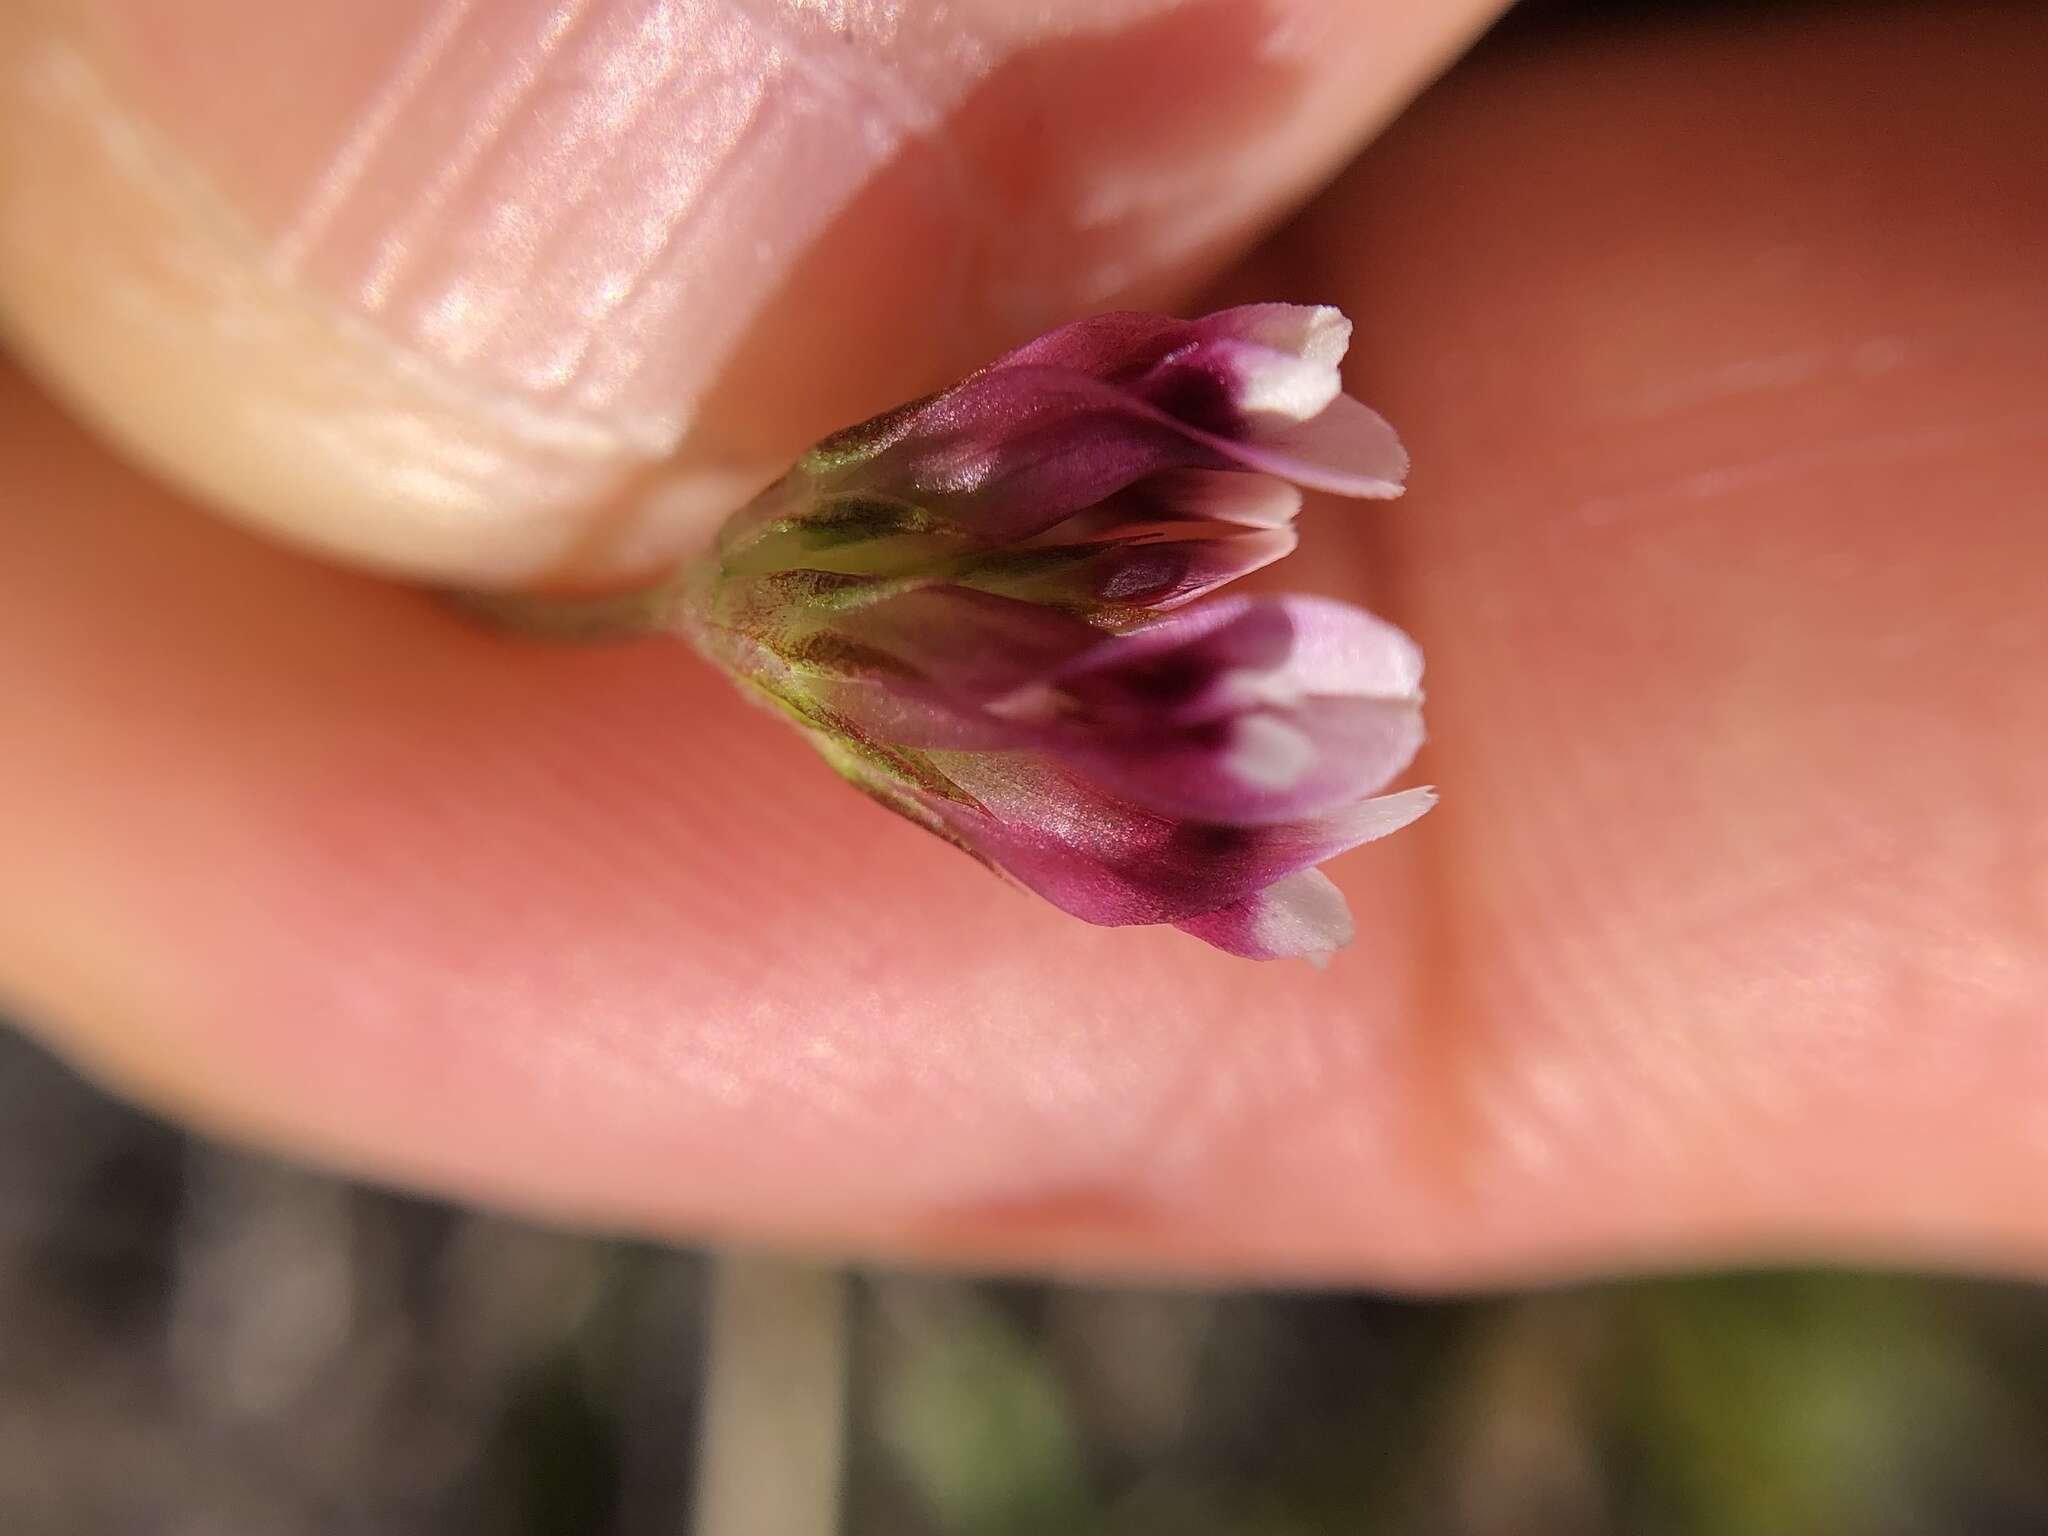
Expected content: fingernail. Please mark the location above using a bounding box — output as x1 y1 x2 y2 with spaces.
82 0 930 450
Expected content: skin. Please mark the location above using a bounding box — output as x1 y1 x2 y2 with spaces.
0 0 2042 1286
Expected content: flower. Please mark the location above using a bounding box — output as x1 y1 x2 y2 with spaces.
680 304 1433 960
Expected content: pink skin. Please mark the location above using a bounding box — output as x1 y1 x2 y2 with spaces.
1 4 2045 1283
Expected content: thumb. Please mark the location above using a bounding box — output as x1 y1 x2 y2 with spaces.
0 0 1504 586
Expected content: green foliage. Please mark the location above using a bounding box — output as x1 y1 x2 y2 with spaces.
878 1299 1093 1536
1610 1273 1976 1536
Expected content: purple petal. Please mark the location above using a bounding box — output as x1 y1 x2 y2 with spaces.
1058 693 1423 826
1118 305 1349 442
1061 370 1405 503
794 565 1289 752
811 585 1103 701
1017 471 1300 547
1218 392 1408 499
1175 868 1354 961
985 311 1193 380
1139 469 1303 528
758 340 1399 555
1051 596 1295 713
829 308 1399 537
1053 594 1421 728
692 304 1431 958
786 587 1104 751
918 759 1437 926
794 590 1426 822
1135 336 1342 435
956 527 1297 613
1027 595 1425 823
1097 528 1297 610
806 676 1030 751
984 305 1350 390
870 366 1231 540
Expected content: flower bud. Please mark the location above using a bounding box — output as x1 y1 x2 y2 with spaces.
682 305 1432 960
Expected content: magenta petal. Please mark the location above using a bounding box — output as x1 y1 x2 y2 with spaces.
1155 337 1341 427
959 527 1297 613
986 311 1194 380
1054 595 1421 730
816 585 1102 699
1123 305 1349 439
774 356 1400 554
874 366 1229 539
1053 595 1293 701
815 591 1426 821
867 366 1403 538
1092 528 1296 611
1053 595 1424 824
686 304 1429 957
806 676 1027 750
986 305 1349 386
921 757 1436 926
790 587 1103 749
1175 868 1354 960
1019 472 1300 547
1140 469 1304 528
1060 694 1423 826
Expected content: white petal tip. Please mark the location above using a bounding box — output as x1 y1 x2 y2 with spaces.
1209 303 1354 370
1330 784 1439 848
1177 868 1355 960
1250 868 1356 958
1233 347 1344 424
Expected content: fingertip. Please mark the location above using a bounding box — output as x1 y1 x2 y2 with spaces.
0 0 1507 586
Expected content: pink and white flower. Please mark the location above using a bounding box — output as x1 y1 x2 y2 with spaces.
684 304 1433 960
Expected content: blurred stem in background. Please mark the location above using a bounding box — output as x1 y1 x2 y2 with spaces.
694 1254 849 1536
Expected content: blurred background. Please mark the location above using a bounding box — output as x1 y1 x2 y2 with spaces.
6 1019 2048 1534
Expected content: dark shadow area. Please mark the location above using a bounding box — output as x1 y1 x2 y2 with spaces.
5 1025 2047 1534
